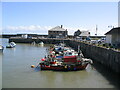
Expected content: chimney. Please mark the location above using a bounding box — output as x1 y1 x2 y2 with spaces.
61 25 63 28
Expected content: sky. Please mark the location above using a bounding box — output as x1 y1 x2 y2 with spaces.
1 2 118 36
118 1 120 27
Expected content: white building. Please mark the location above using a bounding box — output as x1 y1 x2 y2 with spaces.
21 34 28 38
105 35 112 44
105 27 120 47
79 31 90 37
74 30 90 40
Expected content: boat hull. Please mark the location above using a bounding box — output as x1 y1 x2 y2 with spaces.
0 49 3 52
0 45 4 52
40 63 88 71
6 45 15 48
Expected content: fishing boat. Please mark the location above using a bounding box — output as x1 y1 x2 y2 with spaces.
6 42 16 48
40 56 90 71
37 44 92 71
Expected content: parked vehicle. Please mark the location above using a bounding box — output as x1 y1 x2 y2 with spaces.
97 38 106 44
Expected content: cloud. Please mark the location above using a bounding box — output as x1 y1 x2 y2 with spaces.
3 25 53 34
0 27 2 34
3 24 118 35
4 25 49 31
3 25 87 35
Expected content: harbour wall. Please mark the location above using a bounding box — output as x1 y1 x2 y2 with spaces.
9 38 120 73
9 38 68 44
66 40 120 73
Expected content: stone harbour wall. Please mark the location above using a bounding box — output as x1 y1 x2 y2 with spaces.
66 40 120 73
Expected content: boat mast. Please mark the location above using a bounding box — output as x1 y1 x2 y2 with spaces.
78 45 80 55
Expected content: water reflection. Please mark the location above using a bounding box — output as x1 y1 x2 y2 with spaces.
93 61 120 90
0 52 3 89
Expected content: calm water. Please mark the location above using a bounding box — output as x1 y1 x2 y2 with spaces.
0 38 3 89
1 38 120 88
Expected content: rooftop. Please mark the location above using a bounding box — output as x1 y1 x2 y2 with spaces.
105 27 120 35
48 26 67 31
79 31 90 36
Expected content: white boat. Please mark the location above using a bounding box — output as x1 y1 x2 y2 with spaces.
0 45 4 52
38 42 44 46
6 42 16 48
31 41 36 45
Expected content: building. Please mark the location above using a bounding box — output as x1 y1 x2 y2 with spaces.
105 27 120 47
78 31 90 40
74 29 90 40
48 25 68 38
79 31 90 38
21 34 28 38
17 34 38 38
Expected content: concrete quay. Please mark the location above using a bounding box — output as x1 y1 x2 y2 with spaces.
9 38 120 73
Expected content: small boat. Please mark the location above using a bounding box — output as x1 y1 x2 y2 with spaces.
6 42 16 48
0 45 4 52
31 41 36 45
38 41 44 46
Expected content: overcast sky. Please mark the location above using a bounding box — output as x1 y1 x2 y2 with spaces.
1 2 118 35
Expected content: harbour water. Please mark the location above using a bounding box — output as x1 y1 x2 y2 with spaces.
1 38 120 89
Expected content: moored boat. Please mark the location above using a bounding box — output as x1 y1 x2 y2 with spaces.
38 41 44 46
0 45 4 52
37 44 92 71
40 64 88 71
6 42 16 48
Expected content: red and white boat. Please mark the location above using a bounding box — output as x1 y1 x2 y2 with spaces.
39 44 92 71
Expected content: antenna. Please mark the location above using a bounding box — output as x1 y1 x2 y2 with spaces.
95 25 98 36
78 45 80 53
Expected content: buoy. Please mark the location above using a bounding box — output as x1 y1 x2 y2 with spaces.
31 65 35 68
64 65 67 69
41 58 45 61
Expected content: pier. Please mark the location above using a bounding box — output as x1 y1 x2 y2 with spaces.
9 38 120 73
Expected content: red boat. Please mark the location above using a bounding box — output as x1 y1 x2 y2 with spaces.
39 55 90 71
38 44 92 71
40 63 88 71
